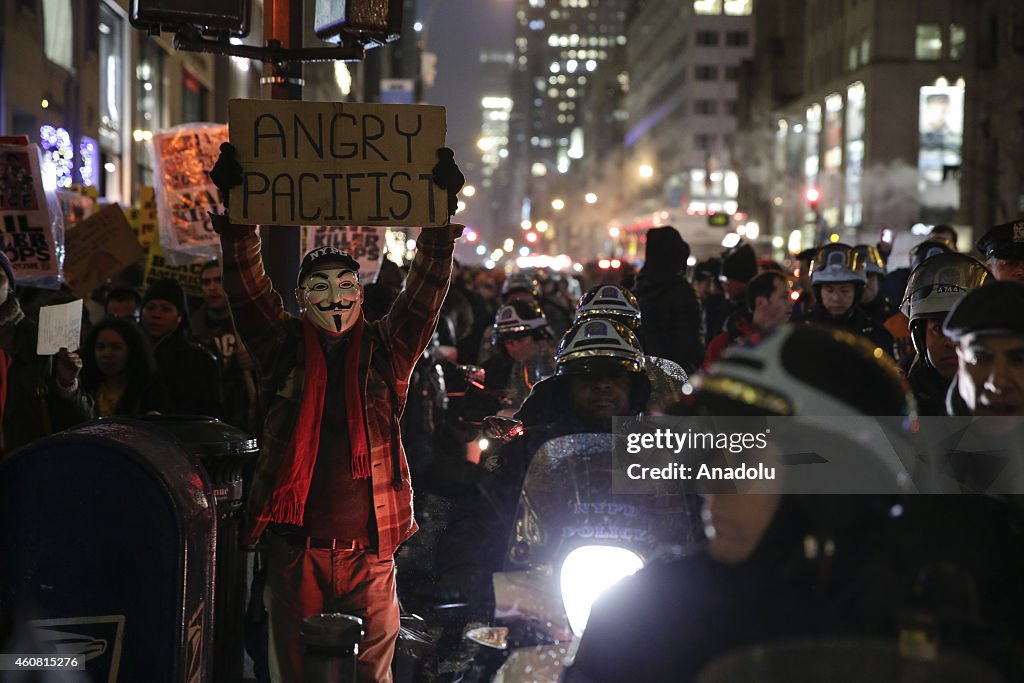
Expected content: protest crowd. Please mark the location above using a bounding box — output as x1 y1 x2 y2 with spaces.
2 119 1024 683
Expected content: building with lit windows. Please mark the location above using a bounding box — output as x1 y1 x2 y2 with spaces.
507 0 634 252
606 0 754 259
737 0 1024 260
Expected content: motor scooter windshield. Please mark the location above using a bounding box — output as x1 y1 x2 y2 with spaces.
506 433 700 573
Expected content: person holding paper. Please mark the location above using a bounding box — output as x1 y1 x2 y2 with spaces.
209 142 465 683
0 251 93 456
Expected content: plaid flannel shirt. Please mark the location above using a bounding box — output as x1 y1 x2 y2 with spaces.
221 226 455 557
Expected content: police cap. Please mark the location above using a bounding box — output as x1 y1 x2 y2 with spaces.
975 219 1024 260
942 280 1024 341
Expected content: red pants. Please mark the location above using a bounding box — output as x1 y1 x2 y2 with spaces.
263 533 400 683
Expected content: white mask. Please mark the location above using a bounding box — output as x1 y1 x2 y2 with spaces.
299 267 361 335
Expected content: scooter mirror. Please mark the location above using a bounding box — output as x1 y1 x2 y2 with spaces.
456 364 487 390
483 415 525 442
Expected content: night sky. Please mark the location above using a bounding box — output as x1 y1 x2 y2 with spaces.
421 0 515 169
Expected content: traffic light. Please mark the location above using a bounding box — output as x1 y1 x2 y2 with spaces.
707 212 730 227
805 187 821 208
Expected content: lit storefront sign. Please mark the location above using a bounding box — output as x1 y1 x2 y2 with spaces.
844 82 865 227
918 83 963 209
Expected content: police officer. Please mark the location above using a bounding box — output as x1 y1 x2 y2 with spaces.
855 244 894 331
516 285 688 424
434 318 651 609
975 218 1024 282
943 280 1024 417
799 243 893 354
900 253 993 415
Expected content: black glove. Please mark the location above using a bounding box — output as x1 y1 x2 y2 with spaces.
209 142 244 207
431 147 466 218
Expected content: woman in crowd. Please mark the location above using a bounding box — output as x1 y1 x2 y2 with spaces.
80 317 164 417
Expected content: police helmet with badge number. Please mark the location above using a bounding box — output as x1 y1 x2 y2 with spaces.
574 284 642 331
901 253 993 361
491 300 553 345
555 317 651 411
695 323 917 421
809 243 867 285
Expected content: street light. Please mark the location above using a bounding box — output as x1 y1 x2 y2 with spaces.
535 220 549 232
551 198 565 211
638 164 654 179
584 192 597 204
462 184 476 197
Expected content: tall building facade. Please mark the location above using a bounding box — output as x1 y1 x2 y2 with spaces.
612 0 754 258
478 51 515 243
737 0 1024 259
507 0 634 253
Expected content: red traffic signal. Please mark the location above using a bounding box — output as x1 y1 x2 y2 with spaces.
805 187 821 205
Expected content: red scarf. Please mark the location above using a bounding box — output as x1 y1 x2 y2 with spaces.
265 316 370 526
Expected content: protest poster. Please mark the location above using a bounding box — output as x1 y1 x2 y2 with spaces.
64 204 146 298
37 299 83 355
0 137 63 285
227 99 449 228
144 234 207 297
151 123 227 263
126 186 157 248
302 225 384 282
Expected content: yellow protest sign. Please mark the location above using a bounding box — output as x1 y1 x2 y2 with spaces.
227 99 449 228
126 186 157 248
144 234 207 297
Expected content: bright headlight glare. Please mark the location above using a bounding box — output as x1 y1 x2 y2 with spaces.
559 545 644 637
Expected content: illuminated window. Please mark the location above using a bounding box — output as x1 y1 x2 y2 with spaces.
42 0 74 71
949 23 966 60
724 0 752 15
860 31 871 63
694 0 721 15
915 24 942 60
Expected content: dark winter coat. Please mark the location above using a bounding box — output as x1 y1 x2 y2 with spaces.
634 272 705 374
0 298 94 453
151 325 224 418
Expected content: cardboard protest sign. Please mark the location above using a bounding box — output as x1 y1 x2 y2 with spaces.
126 186 157 248
151 123 228 262
37 299 83 355
0 138 62 285
144 235 207 297
227 99 449 228
64 204 146 298
302 225 384 282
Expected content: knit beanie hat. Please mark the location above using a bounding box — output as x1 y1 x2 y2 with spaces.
721 243 758 283
642 226 691 274
143 277 188 318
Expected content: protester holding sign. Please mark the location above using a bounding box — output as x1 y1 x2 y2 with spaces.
209 133 464 683
0 251 92 456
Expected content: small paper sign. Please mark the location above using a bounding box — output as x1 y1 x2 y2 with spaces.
37 299 83 355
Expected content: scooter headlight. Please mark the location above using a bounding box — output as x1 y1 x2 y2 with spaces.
559 545 644 637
